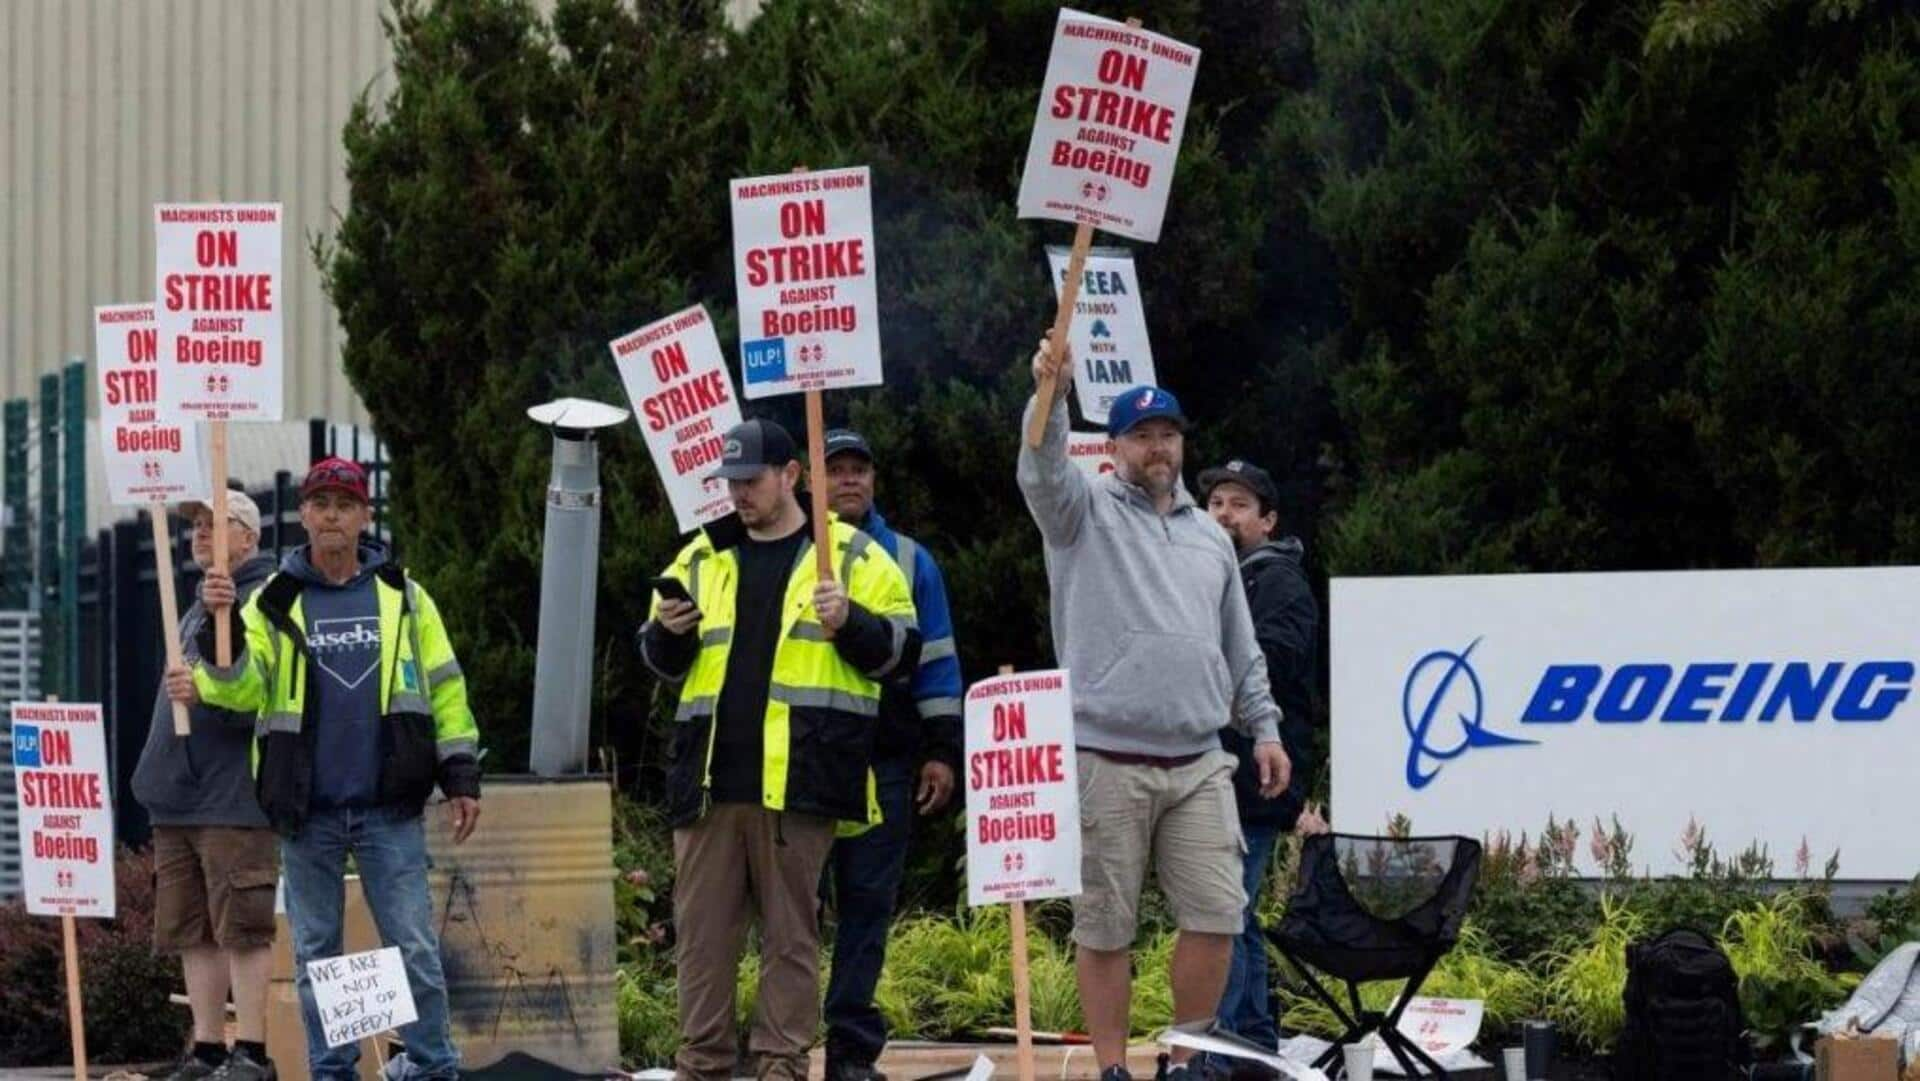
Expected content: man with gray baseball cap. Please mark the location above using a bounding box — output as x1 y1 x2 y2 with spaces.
133 486 280 1081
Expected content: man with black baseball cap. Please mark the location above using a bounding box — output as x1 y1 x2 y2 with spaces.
1018 335 1290 1081
817 427 964 1081
1197 459 1322 1073
638 418 921 1081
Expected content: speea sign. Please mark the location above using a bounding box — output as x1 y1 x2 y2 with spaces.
1335 567 1920 879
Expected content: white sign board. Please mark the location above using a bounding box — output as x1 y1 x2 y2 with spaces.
1333 567 1920 878
611 304 744 532
730 167 881 398
307 946 418 1049
1066 431 1116 481
1396 997 1482 1058
154 203 284 421
10 702 116 918
1047 246 1155 426
96 304 210 506
965 670 1081 906
1016 10 1199 243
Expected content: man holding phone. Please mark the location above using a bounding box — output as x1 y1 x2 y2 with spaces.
637 418 921 1081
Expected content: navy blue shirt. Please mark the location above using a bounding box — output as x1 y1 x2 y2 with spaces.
287 544 387 809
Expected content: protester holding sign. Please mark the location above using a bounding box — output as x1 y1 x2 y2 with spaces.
1196 459 1324 1076
130 489 280 1081
166 458 482 1081
635 419 919 1081
1016 337 1290 1081
817 427 964 1081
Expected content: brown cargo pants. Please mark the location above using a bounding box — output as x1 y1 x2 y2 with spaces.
673 803 836 1081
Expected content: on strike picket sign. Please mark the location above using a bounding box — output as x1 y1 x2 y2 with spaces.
1016 10 1200 243
1066 431 1117 481
730 166 882 398
611 304 744 532
153 203 284 421
1046 246 1155 426
965 670 1081 907
307 946 418 1049
10 703 116 919
95 304 209 505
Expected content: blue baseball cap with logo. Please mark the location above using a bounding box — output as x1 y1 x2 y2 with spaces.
1106 385 1188 437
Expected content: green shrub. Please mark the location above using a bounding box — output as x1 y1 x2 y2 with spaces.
0 847 186 1068
616 963 678 1068
1722 892 1858 1051
1538 896 1647 1052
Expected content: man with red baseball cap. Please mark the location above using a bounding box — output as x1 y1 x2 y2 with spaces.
168 456 481 1081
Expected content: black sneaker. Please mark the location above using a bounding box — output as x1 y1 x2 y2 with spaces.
208 1045 276 1081
160 1054 223 1081
825 1058 889 1081
1101 1065 1134 1081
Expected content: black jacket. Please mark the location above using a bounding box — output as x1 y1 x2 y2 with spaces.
1220 536 1319 828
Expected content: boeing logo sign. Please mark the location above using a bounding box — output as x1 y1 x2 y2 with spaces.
1402 639 1913 790
1402 639 1534 791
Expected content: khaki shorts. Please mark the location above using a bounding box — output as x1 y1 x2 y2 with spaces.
152 824 280 952
1071 748 1247 951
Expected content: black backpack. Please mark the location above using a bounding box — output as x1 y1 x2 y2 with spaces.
1616 928 1749 1081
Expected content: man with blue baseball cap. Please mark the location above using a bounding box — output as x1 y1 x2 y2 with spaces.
1018 335 1291 1081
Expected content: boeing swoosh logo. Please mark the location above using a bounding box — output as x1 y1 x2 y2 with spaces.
1403 638 1537 790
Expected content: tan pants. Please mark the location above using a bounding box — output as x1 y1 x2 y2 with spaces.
674 803 835 1081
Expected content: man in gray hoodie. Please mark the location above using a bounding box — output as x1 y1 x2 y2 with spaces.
1018 336 1290 1081
131 489 280 1081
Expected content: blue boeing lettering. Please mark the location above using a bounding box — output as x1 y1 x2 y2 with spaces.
1519 661 1909 725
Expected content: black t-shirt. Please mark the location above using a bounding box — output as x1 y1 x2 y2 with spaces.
710 527 807 803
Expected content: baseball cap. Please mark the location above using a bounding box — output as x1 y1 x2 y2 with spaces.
301 457 370 503
709 419 798 481
1198 459 1279 511
178 489 262 534
1106 385 1188 437
823 428 874 463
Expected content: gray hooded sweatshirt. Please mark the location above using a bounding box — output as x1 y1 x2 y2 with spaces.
1017 396 1282 755
130 551 278 828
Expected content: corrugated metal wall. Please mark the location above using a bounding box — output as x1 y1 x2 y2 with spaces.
2 0 393 423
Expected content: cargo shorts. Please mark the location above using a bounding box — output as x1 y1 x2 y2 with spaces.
152 824 280 952
1070 748 1247 951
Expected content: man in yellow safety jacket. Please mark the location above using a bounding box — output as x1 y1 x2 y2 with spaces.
637 418 919 1081
166 456 479 1081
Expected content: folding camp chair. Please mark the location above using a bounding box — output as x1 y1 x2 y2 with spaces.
1264 833 1482 1079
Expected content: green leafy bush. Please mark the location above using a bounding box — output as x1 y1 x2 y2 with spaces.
0 848 187 1067
1721 893 1858 1051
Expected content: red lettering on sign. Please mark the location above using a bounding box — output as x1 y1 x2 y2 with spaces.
1096 49 1147 91
743 240 867 287
993 701 1027 742
195 230 240 267
42 729 73 766
651 342 691 382
778 200 827 239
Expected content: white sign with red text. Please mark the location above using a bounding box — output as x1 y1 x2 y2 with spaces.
1047 246 1155 425
10 702 116 919
1017 10 1200 243
1067 432 1117 481
154 203 284 421
965 670 1081 906
95 304 209 506
611 304 744 532
730 167 882 398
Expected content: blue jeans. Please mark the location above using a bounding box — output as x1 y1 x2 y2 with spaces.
822 761 916 1066
1215 818 1284 1052
282 805 459 1081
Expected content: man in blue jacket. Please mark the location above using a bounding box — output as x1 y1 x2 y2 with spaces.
818 427 964 1081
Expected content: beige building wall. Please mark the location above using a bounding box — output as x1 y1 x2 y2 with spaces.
2 0 395 423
